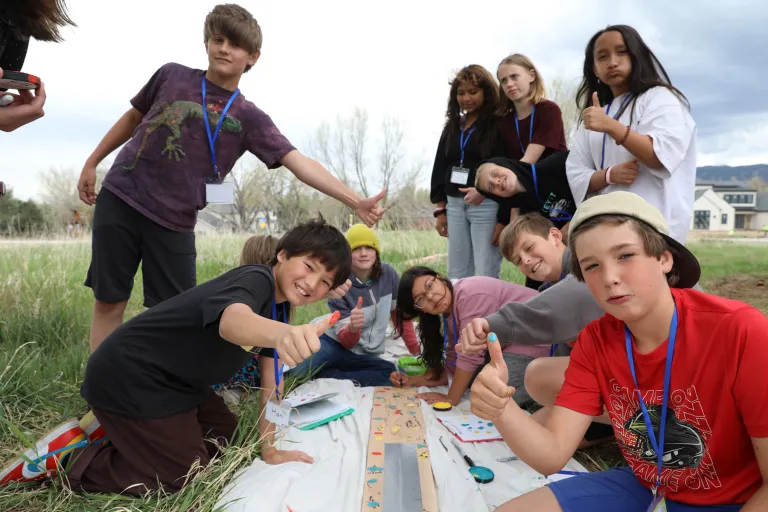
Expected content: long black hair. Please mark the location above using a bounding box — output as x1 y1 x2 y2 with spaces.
442 64 501 160
576 25 689 125
395 266 454 378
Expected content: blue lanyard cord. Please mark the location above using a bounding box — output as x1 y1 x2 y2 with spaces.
441 314 458 367
272 301 288 399
459 125 476 167
599 93 632 170
513 105 536 155
531 164 572 222
625 302 678 489
201 76 241 179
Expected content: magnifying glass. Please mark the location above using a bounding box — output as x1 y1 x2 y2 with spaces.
450 438 495 484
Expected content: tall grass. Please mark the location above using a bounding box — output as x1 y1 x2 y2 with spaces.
0 233 765 511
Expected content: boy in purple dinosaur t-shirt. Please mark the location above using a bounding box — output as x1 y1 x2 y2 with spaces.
76 5 384 352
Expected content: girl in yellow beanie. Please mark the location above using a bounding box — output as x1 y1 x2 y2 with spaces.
291 224 420 386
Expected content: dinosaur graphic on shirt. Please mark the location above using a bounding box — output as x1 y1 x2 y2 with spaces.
122 100 242 170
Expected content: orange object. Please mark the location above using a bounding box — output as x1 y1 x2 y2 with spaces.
329 311 341 326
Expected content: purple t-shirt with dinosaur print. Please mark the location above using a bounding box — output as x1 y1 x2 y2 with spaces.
102 62 295 232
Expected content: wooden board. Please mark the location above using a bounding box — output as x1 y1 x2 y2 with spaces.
361 387 438 511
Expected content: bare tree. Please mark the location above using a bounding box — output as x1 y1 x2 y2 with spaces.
309 107 423 210
39 165 108 228
549 77 581 147
222 163 266 231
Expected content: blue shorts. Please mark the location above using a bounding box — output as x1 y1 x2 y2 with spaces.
548 467 744 512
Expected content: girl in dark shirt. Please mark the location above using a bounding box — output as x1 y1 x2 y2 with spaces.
430 64 505 280
495 54 568 288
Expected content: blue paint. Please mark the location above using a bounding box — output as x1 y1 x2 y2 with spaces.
417 443 427 449
367 478 378 485
367 500 381 508
367 465 384 473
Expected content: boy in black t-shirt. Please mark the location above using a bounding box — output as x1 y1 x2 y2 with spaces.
476 151 575 231
0 218 352 494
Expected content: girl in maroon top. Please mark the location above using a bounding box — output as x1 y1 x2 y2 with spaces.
495 54 568 288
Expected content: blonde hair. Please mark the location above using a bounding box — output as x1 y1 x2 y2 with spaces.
496 54 547 115
240 234 279 266
499 213 556 261
204 4 262 72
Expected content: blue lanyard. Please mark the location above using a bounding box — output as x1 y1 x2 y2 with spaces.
269 268 289 398
441 314 458 367
513 104 536 155
459 125 476 167
599 93 632 170
201 76 241 180
625 302 678 490
531 164 572 222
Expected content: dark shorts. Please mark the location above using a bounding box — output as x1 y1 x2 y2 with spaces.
84 188 196 307
548 467 744 512
67 391 236 495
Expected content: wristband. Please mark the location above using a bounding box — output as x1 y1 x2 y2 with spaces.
433 208 447 218
605 166 614 185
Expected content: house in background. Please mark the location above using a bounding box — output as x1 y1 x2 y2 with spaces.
693 182 768 231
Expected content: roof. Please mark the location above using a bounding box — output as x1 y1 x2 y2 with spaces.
694 189 707 201
756 192 768 212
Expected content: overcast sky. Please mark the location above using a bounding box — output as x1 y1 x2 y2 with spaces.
2 0 767 200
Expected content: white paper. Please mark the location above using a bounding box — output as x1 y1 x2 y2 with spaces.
265 400 291 427
289 400 351 428
436 412 503 442
206 181 235 204
282 392 340 409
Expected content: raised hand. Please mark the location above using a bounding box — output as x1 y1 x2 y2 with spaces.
470 333 515 421
276 311 340 366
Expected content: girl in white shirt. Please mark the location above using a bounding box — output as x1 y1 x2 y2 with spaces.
566 24 696 243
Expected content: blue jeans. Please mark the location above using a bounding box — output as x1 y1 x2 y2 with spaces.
290 334 395 387
446 196 502 279
548 467 744 512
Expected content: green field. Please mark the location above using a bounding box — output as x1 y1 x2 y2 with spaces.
0 233 765 511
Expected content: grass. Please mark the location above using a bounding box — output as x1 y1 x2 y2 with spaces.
0 232 766 511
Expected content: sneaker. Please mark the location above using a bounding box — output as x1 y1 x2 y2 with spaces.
79 410 106 444
0 419 88 485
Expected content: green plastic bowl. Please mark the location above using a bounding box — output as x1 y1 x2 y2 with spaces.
398 356 427 376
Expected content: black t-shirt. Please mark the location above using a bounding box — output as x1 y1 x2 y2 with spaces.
81 265 286 419
429 121 506 204
484 151 575 228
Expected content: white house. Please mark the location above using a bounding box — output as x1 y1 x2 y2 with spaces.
693 183 768 231
691 186 735 232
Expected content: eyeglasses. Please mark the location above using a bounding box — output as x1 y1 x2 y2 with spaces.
414 276 439 310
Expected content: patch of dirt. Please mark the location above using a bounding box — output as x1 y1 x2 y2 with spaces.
701 274 768 315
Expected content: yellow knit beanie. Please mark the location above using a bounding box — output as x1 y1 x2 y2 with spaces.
345 224 380 254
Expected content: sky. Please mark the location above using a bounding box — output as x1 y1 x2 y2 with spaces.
2 0 767 200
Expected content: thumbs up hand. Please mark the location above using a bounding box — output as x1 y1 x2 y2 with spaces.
356 188 387 227
582 91 614 133
276 311 340 367
349 297 365 333
470 333 516 421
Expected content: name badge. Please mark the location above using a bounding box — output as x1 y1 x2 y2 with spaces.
450 166 470 185
205 180 235 204
265 400 291 427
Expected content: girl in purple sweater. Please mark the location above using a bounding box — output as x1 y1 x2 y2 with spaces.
394 266 549 406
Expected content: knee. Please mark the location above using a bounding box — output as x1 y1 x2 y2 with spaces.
524 358 554 405
94 299 128 317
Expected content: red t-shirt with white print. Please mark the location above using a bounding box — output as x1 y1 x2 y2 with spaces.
555 288 768 505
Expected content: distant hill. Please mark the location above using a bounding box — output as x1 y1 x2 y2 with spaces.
697 164 768 184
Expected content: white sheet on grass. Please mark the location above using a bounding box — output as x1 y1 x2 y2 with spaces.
217 337 588 512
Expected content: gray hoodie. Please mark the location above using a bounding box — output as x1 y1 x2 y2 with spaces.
485 247 604 350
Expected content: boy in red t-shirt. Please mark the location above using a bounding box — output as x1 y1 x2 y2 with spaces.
470 191 768 511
